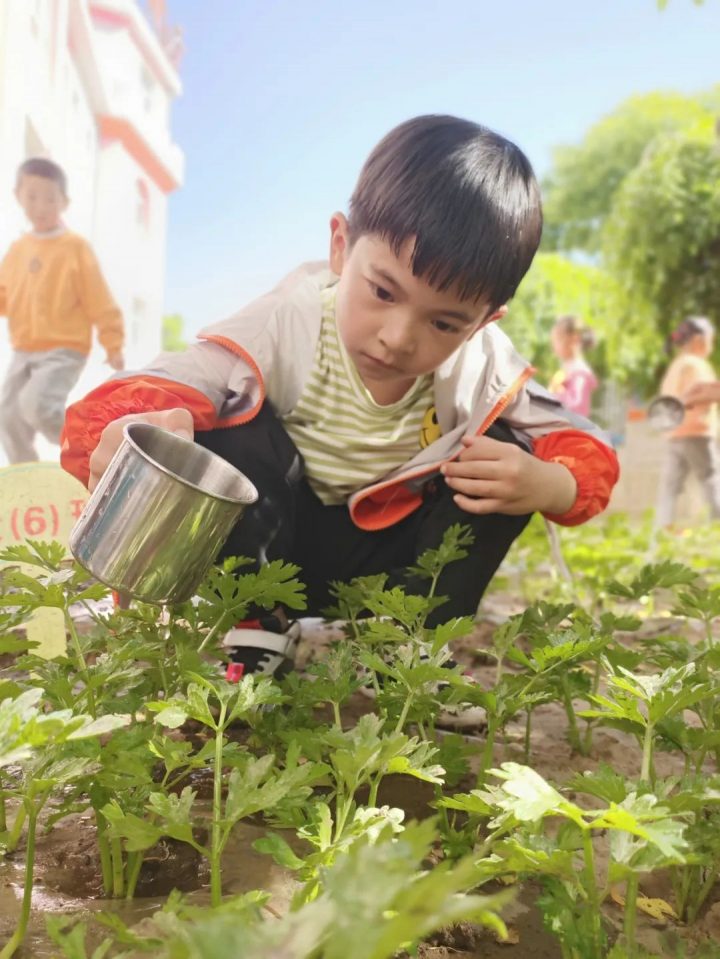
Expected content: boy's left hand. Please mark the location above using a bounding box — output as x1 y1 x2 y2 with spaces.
441 435 577 516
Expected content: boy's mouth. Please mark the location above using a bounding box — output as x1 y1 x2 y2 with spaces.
359 352 400 373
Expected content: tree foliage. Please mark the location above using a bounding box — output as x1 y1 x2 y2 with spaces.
508 254 630 384
603 118 720 352
523 86 720 391
162 313 188 352
542 92 712 253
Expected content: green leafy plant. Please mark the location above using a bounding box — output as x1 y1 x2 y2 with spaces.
0 689 129 958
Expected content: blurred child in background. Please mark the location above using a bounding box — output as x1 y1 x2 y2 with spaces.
0 157 124 464
656 316 720 528
549 314 598 417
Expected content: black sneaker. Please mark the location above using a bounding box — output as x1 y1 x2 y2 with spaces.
222 614 301 681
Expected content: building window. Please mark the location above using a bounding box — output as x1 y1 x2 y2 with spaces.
136 179 150 230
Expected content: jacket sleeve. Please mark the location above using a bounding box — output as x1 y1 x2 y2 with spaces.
76 240 125 356
60 341 247 487
533 430 620 526
501 378 619 526
60 375 217 487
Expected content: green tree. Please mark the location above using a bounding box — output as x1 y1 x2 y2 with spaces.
542 91 714 253
603 117 720 364
508 253 634 385
162 313 188 352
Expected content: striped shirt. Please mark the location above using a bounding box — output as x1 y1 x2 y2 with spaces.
283 285 434 504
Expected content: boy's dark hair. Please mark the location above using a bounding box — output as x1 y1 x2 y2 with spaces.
348 115 542 311
16 157 68 195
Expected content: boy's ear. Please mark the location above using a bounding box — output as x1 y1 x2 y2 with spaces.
329 212 350 274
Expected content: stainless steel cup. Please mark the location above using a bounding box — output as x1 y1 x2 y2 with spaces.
69 423 258 605
647 395 685 432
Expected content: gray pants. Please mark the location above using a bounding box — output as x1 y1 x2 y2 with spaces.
656 436 720 527
0 348 86 464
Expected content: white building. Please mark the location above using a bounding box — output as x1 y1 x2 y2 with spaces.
0 0 183 461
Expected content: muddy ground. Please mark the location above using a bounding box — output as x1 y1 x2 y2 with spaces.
1 603 720 958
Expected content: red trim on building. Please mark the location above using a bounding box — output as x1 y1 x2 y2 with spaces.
89 3 177 93
98 115 178 193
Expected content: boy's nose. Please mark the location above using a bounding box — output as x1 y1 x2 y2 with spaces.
378 316 416 356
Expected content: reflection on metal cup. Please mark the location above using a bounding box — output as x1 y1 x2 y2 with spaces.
69 423 258 605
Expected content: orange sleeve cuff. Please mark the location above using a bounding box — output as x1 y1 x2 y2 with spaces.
533 430 620 527
60 376 218 487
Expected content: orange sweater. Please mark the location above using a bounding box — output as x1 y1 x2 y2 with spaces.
0 231 124 356
661 353 717 439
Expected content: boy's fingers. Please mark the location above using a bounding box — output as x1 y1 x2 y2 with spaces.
443 475 500 499
457 434 506 462
88 408 194 491
452 493 506 515
146 408 195 440
442 458 502 480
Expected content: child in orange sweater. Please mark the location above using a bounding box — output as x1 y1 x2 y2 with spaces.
656 316 720 527
0 158 124 464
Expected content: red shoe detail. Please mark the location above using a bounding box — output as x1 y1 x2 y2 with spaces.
226 663 245 683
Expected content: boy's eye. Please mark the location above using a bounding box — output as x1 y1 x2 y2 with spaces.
369 282 394 303
432 318 461 334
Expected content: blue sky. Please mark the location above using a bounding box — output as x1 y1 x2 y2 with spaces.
164 0 720 336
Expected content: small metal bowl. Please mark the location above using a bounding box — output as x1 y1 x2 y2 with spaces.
647 395 685 433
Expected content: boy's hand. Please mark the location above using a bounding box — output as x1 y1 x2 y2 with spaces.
441 435 577 516
88 408 195 491
106 351 125 371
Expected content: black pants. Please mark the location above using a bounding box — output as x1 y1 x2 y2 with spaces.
195 404 531 627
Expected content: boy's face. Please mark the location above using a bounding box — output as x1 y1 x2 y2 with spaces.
329 215 505 403
15 174 68 232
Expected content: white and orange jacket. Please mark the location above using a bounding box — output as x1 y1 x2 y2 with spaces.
61 264 619 529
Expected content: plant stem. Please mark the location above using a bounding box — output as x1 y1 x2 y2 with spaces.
96 814 113 896
582 660 602 754
111 836 124 898
393 694 413 734
704 616 714 650
477 723 497 783
561 678 583 754
368 777 380 808
5 803 27 854
126 851 144 899
0 804 38 959
210 703 227 908
687 866 718 924
494 656 504 687
523 709 532 764
332 701 342 731
640 722 654 783
623 874 639 957
198 612 230 654
581 829 604 959
64 611 96 716
333 785 356 844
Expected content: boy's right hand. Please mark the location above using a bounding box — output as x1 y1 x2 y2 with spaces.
88 408 194 491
